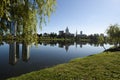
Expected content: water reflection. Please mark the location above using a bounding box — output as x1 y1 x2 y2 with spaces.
9 42 19 65
8 41 107 65
9 42 30 65
22 43 30 62
0 41 111 79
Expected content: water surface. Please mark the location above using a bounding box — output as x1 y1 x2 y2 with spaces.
0 41 112 79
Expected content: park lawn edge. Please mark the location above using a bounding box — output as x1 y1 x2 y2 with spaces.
7 51 120 80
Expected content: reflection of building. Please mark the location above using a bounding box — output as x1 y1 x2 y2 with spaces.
58 41 74 52
22 43 30 62
76 42 87 48
80 43 82 48
65 44 69 52
9 42 19 65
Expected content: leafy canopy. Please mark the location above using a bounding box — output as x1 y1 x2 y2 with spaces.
0 0 56 35
106 24 120 46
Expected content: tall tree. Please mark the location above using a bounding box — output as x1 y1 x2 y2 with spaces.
0 0 56 36
106 24 120 47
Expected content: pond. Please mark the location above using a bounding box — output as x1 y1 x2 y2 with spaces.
0 41 112 79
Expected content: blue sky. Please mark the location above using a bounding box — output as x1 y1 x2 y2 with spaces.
37 0 120 35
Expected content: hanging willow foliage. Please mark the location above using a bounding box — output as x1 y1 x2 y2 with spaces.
0 0 56 36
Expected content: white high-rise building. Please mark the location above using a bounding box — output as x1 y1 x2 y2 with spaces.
65 27 69 34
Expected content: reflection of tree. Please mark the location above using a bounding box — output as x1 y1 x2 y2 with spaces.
22 43 30 62
43 43 47 46
39 41 57 47
0 42 4 46
76 41 87 48
9 41 31 65
80 43 82 48
58 44 64 48
7 40 110 66
9 42 19 65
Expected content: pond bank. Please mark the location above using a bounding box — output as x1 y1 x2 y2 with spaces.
8 51 120 80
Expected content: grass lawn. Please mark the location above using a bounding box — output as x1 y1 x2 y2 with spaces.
8 51 120 80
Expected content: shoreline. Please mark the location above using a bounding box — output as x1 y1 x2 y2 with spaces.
7 50 120 80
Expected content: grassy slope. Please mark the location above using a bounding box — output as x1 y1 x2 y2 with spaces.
8 51 120 80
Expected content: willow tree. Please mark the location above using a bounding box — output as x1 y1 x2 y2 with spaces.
0 0 10 33
0 0 56 38
106 24 120 47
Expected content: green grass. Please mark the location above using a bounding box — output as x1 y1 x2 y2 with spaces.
8 51 120 80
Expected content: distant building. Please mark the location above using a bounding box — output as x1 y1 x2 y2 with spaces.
76 30 77 37
58 27 74 38
76 31 87 38
68 33 74 37
59 31 64 35
65 27 70 34
80 31 83 35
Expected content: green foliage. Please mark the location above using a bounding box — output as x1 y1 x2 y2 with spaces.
106 24 120 46
0 35 2 40
98 34 105 43
0 0 56 36
36 0 56 28
8 51 120 80
0 0 10 18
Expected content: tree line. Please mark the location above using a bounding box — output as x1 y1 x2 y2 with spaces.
0 24 120 46
0 1 119 47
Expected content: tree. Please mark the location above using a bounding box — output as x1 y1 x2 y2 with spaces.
106 24 120 47
98 34 105 43
50 32 57 38
0 0 56 37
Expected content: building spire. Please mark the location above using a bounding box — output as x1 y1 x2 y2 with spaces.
65 26 69 34
75 29 78 37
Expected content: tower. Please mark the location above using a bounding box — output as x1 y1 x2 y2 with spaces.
76 30 77 37
80 31 83 35
65 27 69 34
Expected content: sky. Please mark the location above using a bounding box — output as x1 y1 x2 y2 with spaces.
37 0 120 35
